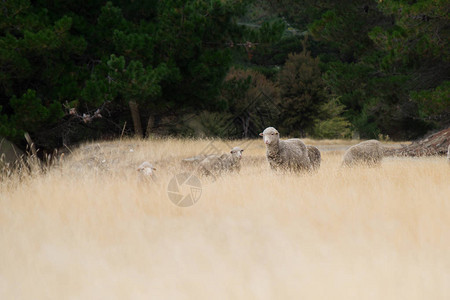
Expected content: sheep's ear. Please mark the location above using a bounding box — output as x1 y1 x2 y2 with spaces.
152 167 157 171
259 133 263 136
241 149 244 152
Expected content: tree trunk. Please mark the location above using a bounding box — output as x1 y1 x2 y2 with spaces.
243 116 250 138
145 116 154 138
239 115 250 138
24 132 37 157
128 101 143 138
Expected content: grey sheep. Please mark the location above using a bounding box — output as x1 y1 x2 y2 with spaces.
198 147 244 176
307 145 321 171
181 154 208 169
341 140 385 167
259 127 312 173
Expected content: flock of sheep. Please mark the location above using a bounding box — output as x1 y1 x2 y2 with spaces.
138 126 450 179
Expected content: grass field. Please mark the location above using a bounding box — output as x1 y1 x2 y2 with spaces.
1 138 449 299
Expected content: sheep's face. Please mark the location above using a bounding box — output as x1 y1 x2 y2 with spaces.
137 162 156 176
230 147 244 159
259 127 279 145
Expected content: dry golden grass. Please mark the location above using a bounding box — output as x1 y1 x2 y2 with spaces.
0 138 449 299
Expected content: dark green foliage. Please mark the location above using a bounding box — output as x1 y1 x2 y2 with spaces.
312 98 351 139
367 0 450 133
323 62 373 115
5 90 64 139
411 81 450 124
82 54 170 108
218 67 280 138
254 0 326 30
278 46 326 137
303 0 448 139
249 35 304 67
0 106 14 138
0 0 85 143
309 1 389 62
0 0 251 147
1 0 448 146
372 1 449 67
245 19 286 43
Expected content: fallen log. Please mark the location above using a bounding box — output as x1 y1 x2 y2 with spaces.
385 128 450 157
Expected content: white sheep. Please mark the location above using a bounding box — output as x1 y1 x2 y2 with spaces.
198 146 244 177
307 145 321 171
137 161 157 181
259 127 312 173
341 140 384 167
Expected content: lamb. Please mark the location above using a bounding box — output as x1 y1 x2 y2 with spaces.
223 147 244 173
259 127 312 173
198 147 244 177
307 145 321 171
341 140 385 167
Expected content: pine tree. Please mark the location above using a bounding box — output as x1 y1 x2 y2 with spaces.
0 0 86 142
278 41 325 136
0 0 251 145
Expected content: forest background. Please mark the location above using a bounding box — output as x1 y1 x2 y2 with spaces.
1 0 448 151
